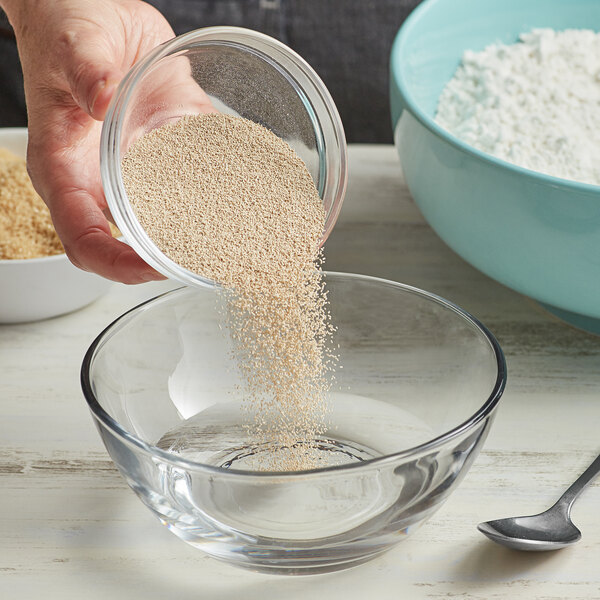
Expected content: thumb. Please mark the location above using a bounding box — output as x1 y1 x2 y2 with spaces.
63 38 123 120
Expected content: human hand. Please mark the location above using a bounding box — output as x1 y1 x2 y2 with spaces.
2 0 209 283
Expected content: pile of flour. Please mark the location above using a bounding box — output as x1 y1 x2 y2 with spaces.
435 29 600 185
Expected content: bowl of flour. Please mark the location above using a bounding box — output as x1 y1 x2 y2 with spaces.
390 0 600 333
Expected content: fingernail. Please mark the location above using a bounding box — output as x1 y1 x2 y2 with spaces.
88 79 107 115
141 272 163 282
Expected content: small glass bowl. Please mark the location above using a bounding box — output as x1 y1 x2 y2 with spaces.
100 27 348 289
81 272 506 575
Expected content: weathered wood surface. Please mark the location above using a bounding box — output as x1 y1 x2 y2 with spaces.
1 145 599 599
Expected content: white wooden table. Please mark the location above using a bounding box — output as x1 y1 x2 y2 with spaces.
2 145 599 599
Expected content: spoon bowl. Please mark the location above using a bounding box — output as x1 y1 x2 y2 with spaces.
478 506 582 551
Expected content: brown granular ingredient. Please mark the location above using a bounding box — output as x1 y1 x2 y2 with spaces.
122 113 337 471
0 148 64 259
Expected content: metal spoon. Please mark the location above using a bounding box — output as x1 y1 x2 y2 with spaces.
477 452 600 551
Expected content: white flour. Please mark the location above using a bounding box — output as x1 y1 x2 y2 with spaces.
435 29 600 185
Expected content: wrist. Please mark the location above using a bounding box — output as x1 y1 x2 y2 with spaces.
0 0 28 31
1 0 39 33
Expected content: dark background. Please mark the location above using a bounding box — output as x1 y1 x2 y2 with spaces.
0 0 422 143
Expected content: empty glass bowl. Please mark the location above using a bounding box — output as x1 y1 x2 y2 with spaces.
81 272 506 574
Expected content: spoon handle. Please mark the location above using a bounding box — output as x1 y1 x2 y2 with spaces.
556 452 600 514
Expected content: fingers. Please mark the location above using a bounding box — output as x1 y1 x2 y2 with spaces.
58 29 123 121
49 186 165 284
71 231 165 284
28 121 165 285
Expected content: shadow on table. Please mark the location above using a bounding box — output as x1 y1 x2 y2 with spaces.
447 538 569 582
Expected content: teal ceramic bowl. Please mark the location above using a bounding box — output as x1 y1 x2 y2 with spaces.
390 0 600 333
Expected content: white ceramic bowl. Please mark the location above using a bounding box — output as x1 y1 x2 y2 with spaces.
0 128 112 323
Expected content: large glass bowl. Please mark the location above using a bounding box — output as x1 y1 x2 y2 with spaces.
81 272 506 575
100 26 347 289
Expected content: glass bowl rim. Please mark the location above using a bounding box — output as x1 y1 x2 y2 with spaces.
81 271 506 478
